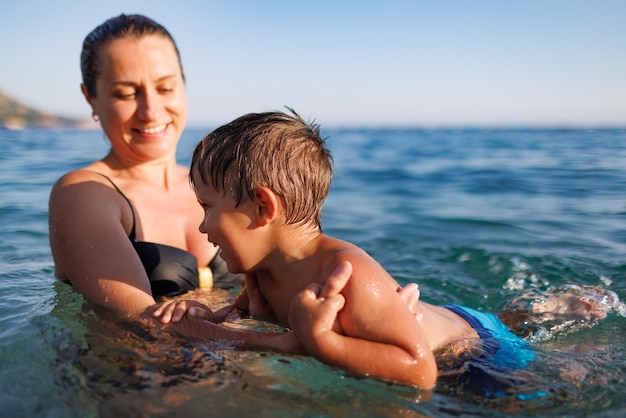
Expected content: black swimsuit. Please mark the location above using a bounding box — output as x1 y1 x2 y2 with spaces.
96 173 242 297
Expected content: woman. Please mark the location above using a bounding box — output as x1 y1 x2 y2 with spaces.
49 14 421 333
49 14 242 316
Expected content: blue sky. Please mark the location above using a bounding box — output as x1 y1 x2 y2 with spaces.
1 0 625 128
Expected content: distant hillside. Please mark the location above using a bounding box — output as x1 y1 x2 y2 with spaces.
0 91 92 129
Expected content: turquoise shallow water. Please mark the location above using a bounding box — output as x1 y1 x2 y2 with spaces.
1 127 625 417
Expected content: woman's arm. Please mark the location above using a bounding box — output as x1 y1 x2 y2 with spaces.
49 171 155 314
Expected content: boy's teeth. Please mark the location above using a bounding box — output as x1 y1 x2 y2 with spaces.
142 125 166 134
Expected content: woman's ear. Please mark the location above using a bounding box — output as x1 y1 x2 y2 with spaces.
253 186 280 226
80 84 94 108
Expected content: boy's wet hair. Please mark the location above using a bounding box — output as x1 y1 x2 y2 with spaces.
191 109 333 229
80 13 184 97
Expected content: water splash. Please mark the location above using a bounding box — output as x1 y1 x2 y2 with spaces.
503 257 549 291
500 281 626 342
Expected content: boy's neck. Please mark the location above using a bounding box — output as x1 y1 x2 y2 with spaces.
253 227 327 326
265 227 324 279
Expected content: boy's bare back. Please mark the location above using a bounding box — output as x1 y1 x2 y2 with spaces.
253 232 479 388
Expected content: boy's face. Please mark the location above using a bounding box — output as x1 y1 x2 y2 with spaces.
191 167 259 274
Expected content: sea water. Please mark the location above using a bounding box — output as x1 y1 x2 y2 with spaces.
1 127 625 417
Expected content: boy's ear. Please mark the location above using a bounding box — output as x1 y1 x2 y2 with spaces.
253 186 280 226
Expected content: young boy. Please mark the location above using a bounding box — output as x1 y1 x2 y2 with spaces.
153 110 534 390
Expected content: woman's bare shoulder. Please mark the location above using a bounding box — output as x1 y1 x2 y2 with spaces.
49 166 123 209
52 164 110 188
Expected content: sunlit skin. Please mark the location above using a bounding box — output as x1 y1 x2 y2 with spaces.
153 168 484 389
49 31 424 352
49 35 217 315
84 35 187 165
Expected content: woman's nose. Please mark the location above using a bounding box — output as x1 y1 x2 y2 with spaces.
137 91 162 120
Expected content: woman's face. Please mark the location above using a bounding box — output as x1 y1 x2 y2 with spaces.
84 35 187 162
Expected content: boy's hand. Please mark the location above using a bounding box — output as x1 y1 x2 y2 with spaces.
287 260 423 341
245 273 267 315
152 299 214 324
244 273 276 320
314 263 421 322
288 261 352 343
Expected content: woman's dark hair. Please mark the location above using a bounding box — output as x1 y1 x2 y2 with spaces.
80 14 184 97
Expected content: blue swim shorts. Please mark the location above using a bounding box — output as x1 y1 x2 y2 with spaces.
441 304 535 370
438 305 544 399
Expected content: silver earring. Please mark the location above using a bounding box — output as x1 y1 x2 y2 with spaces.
92 113 100 122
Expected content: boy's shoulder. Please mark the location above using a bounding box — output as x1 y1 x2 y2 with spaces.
316 236 395 288
314 236 367 269
316 234 366 255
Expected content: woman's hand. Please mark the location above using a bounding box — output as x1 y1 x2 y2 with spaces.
397 282 422 321
152 299 215 324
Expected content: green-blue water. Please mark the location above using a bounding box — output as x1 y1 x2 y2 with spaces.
1 127 625 417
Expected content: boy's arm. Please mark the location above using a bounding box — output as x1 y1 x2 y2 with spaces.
177 317 303 353
241 273 279 322
288 261 437 389
147 303 303 353
150 264 358 352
